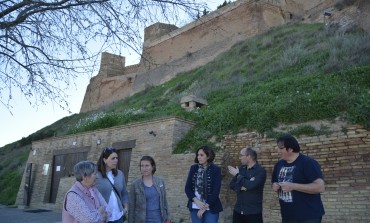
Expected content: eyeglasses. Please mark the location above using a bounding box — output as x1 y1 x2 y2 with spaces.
103 147 116 154
239 154 248 157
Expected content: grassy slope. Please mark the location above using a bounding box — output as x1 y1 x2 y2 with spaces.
0 23 369 205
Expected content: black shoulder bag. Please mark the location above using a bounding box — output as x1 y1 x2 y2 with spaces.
107 178 127 220
107 178 123 205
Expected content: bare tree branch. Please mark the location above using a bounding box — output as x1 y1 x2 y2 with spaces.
0 0 208 112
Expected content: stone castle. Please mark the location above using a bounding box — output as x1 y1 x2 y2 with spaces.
15 1 370 222
80 0 370 113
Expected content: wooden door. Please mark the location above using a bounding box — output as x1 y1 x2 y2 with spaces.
113 140 135 185
23 163 32 206
50 154 66 203
117 149 132 184
49 152 87 203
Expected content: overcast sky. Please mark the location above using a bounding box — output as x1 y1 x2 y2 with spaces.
0 0 225 148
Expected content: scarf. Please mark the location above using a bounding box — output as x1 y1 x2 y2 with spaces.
196 164 209 201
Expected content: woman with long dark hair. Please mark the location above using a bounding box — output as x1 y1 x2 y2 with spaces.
95 147 129 223
185 145 223 223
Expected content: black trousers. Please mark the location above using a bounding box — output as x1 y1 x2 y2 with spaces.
233 210 263 223
107 214 125 223
281 218 322 223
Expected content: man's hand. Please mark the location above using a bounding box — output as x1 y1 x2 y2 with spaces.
228 165 239 176
272 182 281 192
279 182 294 192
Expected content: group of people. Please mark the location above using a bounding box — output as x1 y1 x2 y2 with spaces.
62 134 325 223
227 134 325 223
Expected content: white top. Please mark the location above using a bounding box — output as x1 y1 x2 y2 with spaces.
191 191 210 210
106 171 124 221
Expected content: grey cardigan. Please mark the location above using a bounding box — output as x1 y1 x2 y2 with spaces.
95 170 129 213
128 176 170 223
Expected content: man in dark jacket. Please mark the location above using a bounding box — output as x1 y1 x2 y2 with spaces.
228 147 267 223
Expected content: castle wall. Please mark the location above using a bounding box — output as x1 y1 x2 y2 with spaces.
80 0 369 113
139 1 271 70
80 0 287 113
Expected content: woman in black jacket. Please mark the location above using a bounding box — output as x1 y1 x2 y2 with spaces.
185 145 223 223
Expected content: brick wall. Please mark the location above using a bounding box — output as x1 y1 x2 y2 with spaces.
220 125 370 223
15 117 195 212
16 122 369 222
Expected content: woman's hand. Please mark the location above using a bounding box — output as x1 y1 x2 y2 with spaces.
196 203 209 219
197 209 205 219
98 206 107 222
98 206 105 215
193 198 206 209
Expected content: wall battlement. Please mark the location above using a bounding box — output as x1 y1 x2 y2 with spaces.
98 52 126 78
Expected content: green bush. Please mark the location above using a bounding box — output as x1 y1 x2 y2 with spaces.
0 170 22 205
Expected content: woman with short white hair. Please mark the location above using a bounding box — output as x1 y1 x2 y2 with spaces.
62 161 107 223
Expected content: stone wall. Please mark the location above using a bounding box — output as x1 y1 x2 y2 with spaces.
80 51 135 112
15 117 195 211
17 118 369 222
221 125 370 223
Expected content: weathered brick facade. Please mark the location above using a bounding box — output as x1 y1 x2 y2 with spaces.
220 125 370 223
17 120 369 222
15 117 196 212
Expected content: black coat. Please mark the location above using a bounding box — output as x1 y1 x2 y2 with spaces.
229 162 266 215
185 163 223 213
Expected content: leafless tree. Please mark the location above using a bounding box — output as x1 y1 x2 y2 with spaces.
0 0 207 113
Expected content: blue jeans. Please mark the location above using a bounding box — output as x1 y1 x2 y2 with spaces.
190 209 219 223
107 214 125 223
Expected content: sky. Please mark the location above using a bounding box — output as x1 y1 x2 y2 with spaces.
0 75 89 148
0 0 225 148
0 53 141 148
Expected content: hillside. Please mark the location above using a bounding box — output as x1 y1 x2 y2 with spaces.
0 22 369 205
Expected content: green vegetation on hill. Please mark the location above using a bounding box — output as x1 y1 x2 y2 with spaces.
70 23 369 151
0 144 30 205
0 22 369 205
